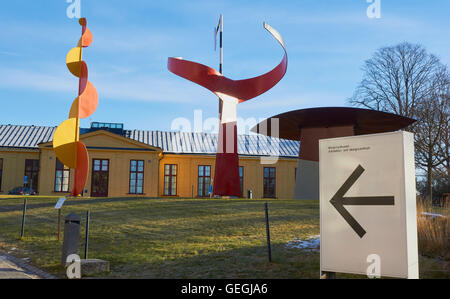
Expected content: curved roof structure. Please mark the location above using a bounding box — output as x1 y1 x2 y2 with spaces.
251 107 416 140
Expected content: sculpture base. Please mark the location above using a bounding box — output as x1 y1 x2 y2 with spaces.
80 259 110 276
213 121 241 197
295 126 355 200
294 159 319 200
213 152 241 197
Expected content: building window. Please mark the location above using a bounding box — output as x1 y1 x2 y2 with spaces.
54 158 70 192
164 164 177 196
25 159 39 193
130 160 144 194
239 166 244 197
198 165 211 197
0 158 3 191
263 167 276 198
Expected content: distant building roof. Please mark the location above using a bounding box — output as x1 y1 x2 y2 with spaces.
0 124 299 158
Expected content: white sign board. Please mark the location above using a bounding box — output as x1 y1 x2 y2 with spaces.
319 131 418 279
54 197 67 210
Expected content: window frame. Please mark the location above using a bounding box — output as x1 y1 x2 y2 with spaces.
163 164 178 196
54 158 70 193
129 160 145 195
197 165 211 197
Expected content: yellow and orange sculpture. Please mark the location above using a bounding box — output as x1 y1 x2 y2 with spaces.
53 18 98 196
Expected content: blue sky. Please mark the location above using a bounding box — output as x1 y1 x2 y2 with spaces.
1 0 449 133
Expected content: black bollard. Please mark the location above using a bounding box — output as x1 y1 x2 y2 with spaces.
264 202 272 262
61 213 81 266
20 198 27 239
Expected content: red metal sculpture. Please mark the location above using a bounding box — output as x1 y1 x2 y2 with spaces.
168 22 287 197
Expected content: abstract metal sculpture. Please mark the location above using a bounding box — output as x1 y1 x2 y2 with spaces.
53 18 98 196
168 22 287 197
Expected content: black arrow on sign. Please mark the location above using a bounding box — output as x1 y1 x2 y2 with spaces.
330 165 395 238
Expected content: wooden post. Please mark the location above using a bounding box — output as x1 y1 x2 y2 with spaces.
320 271 336 279
57 209 62 241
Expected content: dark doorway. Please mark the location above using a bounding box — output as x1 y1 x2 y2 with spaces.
91 159 109 197
25 159 39 193
263 167 276 198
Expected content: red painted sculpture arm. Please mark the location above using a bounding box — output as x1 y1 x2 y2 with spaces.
168 22 287 103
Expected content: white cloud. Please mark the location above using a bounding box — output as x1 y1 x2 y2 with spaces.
0 51 20 57
93 74 207 103
238 91 345 111
0 66 208 104
0 67 73 93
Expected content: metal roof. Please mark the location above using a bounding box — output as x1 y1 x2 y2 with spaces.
0 125 299 158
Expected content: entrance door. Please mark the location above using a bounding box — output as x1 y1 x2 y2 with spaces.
91 159 109 197
263 167 276 198
25 159 39 193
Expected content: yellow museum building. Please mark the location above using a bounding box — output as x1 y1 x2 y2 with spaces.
0 123 299 199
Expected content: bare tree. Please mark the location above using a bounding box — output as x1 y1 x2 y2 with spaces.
349 42 441 118
433 72 450 199
414 67 449 201
349 42 449 201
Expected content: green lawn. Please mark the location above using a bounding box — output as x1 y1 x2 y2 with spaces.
0 196 447 279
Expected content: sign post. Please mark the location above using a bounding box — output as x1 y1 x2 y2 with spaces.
54 197 67 241
319 131 418 279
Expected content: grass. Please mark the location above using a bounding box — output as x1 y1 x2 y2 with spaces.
0 196 448 279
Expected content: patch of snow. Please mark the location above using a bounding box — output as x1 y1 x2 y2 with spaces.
286 235 320 252
421 212 446 219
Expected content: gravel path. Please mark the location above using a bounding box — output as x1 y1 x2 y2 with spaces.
0 251 55 279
